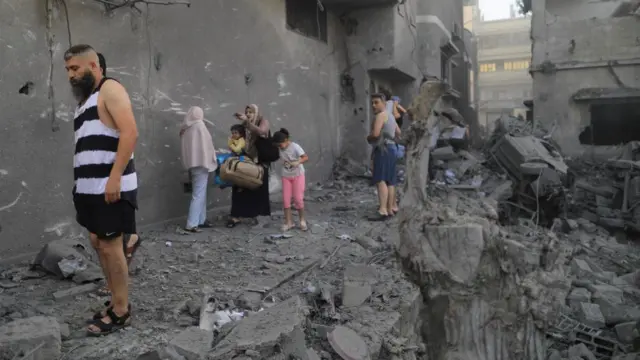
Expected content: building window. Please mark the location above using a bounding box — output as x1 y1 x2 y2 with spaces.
504 60 529 71
480 63 496 72
285 0 328 42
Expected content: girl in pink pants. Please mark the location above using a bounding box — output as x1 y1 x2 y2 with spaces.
272 128 309 231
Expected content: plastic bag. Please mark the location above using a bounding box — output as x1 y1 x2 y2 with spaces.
269 170 281 194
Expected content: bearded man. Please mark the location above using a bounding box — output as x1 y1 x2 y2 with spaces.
64 44 137 336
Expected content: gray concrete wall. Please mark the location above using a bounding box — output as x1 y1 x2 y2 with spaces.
0 0 353 258
531 0 640 155
545 0 625 20
416 0 464 78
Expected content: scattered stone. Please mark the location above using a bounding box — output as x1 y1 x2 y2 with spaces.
168 326 213 360
136 350 162 360
615 321 638 344
210 296 307 359
236 291 263 311
431 146 458 161
0 316 61 360
589 283 624 307
59 323 71 340
0 280 19 289
566 287 591 307
52 282 99 300
578 302 606 328
342 264 376 308
306 348 322 360
327 326 370 360
568 343 597 360
571 258 595 281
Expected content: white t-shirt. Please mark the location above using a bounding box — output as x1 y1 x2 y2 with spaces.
280 142 306 178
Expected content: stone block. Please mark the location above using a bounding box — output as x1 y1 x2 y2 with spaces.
342 264 376 308
578 302 605 328
589 284 624 307
601 305 640 326
0 316 61 360
168 326 213 360
615 321 638 344
613 354 640 360
568 343 597 360
566 287 591 307
571 259 595 280
210 296 307 359
431 146 458 161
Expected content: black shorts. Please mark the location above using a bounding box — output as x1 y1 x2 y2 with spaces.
74 196 137 240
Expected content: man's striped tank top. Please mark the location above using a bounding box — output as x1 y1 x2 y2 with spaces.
73 77 137 205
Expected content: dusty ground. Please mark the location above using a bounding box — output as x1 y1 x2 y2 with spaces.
0 177 418 360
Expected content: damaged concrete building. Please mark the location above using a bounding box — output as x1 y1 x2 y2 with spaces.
0 0 475 259
531 0 640 156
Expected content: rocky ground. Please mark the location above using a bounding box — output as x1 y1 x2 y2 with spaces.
0 174 422 360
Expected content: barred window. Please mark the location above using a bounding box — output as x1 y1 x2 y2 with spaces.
285 0 328 42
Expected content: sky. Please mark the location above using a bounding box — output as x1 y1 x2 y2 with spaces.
479 0 517 20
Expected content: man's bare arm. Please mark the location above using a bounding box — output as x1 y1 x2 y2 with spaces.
367 112 386 142
103 81 138 178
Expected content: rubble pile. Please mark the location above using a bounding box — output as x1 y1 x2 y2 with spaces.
568 141 640 234
396 80 640 360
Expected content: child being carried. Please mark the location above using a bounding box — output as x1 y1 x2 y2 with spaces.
228 124 246 156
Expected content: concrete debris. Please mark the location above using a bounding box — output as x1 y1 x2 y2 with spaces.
31 239 104 284
397 80 640 360
169 326 213 360
342 264 376 308
327 325 370 360
0 316 61 360
209 296 307 359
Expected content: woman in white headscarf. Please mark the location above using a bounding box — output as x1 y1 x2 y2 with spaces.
226 104 274 227
180 106 217 232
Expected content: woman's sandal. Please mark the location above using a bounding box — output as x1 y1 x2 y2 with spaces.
299 221 308 232
86 308 132 337
281 224 294 232
184 227 202 233
87 302 132 323
226 219 240 228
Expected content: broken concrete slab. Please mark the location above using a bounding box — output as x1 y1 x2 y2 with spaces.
209 296 307 359
568 343 597 360
578 302 606 328
431 146 458 161
566 287 591 307
328 325 370 360
0 316 61 360
342 264 376 308
168 326 213 360
589 283 624 307
345 306 401 357
571 258 596 281
615 321 638 344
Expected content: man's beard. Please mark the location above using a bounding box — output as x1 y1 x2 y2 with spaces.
69 71 96 102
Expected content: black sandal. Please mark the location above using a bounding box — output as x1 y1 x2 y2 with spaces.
226 219 240 228
183 227 202 233
87 308 131 337
88 302 132 323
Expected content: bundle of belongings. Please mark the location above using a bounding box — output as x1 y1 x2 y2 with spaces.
218 154 264 190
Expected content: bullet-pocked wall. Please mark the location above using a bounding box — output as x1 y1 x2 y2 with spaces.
531 0 640 156
0 0 352 259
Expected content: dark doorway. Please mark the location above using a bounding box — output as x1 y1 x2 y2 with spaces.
579 102 640 145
